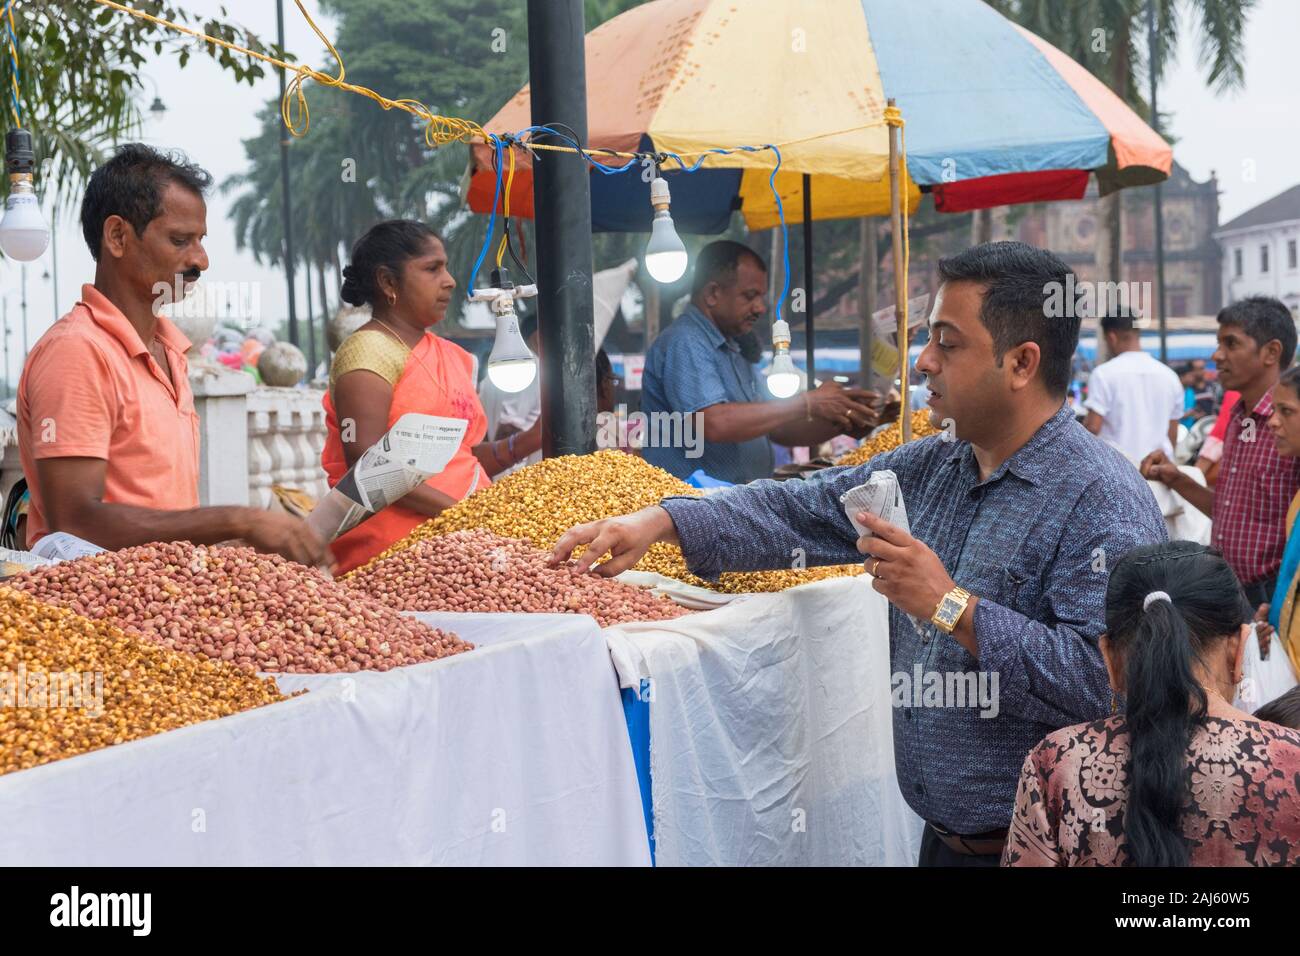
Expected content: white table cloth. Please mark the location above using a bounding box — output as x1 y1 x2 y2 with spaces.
604 576 923 866
0 612 649 866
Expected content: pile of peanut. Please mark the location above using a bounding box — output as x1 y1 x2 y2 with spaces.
834 411 940 467
363 449 862 594
348 529 693 628
0 586 285 775
11 542 471 674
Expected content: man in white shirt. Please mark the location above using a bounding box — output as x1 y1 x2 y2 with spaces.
1084 312 1184 462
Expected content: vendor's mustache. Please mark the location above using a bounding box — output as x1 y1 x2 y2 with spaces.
179 268 202 282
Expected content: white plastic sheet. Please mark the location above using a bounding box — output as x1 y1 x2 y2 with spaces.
1148 467 1212 545
604 576 923 866
1235 624 1299 713
0 613 649 866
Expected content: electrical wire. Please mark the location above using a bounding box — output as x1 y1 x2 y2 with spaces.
4 0 21 126
82 0 909 423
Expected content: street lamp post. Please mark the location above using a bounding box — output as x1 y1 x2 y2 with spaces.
21 263 29 362
275 0 299 348
49 217 58 323
1148 0 1168 362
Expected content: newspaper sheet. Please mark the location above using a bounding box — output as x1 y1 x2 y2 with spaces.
307 413 468 543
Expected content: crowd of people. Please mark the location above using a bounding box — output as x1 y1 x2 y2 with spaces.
12 141 1300 867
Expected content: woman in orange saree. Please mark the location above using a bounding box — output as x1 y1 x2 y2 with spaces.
322 220 541 573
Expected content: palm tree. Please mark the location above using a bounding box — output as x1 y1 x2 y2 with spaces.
223 100 380 354
3 2 276 220
990 0 1254 286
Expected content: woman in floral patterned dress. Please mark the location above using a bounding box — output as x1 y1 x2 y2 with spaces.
1004 541 1300 866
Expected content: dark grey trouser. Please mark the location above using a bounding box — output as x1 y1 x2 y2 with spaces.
917 824 1003 868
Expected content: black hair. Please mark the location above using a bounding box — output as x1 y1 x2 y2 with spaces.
340 219 441 308
1255 685 1300 731
936 241 1079 396
596 347 613 383
690 240 766 297
79 143 212 261
1277 364 1300 398
1217 296 1297 368
1105 541 1252 867
1100 302 1142 334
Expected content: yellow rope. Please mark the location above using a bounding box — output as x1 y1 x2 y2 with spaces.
87 0 897 166
86 0 486 144
884 105 910 443
5 2 20 126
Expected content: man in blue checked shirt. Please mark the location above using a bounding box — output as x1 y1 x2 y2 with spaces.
554 241 1167 867
640 240 882 483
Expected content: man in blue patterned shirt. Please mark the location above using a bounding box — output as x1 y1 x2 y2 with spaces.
555 242 1167 866
640 240 881 483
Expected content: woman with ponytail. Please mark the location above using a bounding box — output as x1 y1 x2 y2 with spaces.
1003 541 1300 866
322 220 542 573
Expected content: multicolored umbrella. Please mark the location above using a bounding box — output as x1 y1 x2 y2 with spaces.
466 0 1171 231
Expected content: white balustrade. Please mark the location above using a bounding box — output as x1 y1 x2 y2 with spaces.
244 386 329 510
0 369 331 525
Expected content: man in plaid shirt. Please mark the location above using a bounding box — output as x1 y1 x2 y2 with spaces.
1143 296 1300 606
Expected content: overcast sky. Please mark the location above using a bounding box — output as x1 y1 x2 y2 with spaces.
1 0 1297 389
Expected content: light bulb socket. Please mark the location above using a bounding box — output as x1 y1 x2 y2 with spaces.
490 265 514 290
649 175 671 210
5 129 36 177
771 319 792 348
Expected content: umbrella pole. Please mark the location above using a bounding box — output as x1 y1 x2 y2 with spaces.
858 218 876 391
887 98 910 442
802 174 815 386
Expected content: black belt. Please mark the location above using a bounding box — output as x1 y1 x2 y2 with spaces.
928 822 1008 857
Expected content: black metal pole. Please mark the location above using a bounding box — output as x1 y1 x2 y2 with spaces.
305 260 316 379
802 174 815 385
1148 0 1167 361
21 264 28 361
527 0 596 457
51 218 60 322
276 0 299 347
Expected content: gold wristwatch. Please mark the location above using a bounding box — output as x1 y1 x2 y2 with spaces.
931 586 972 634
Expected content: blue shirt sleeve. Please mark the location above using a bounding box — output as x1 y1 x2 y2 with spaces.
660 439 928 580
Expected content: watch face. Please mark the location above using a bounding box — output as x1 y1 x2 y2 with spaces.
938 597 960 620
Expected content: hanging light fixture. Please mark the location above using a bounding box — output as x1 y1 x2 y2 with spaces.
766 318 803 398
0 129 50 262
644 174 687 284
474 267 538 393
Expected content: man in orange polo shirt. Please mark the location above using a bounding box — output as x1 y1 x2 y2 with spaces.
17 144 327 566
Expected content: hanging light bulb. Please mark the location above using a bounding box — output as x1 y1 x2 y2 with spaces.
474 267 539 393
644 175 687 283
766 319 804 398
0 130 50 262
